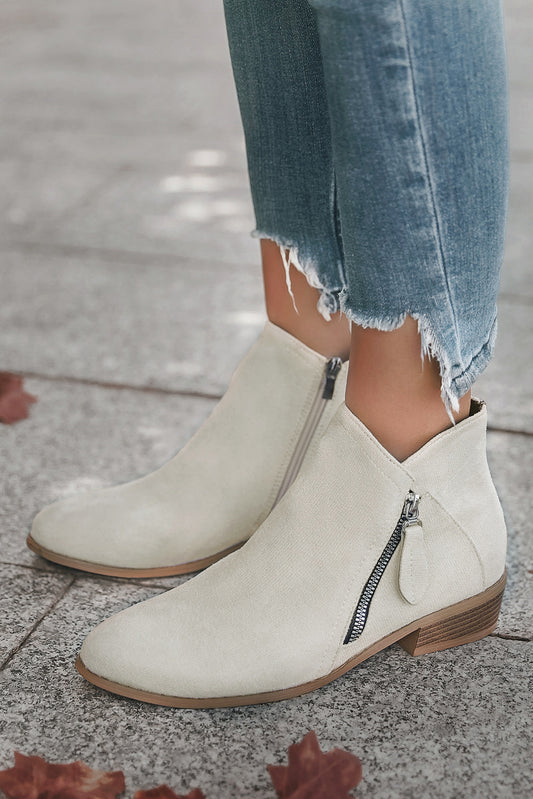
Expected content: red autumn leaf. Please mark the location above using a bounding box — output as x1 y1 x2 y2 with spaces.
0 752 125 799
133 787 205 799
0 372 37 424
267 731 362 799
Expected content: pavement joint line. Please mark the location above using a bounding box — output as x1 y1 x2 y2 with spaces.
4 238 533 308
490 632 532 643
0 560 61 574
1 239 257 272
17 370 223 401
0 576 76 672
4 246 532 308
14 370 533 436
0 559 178 591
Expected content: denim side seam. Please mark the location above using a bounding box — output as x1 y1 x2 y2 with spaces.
451 313 498 400
397 0 463 370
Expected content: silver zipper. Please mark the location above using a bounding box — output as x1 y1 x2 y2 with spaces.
273 357 343 505
343 491 421 644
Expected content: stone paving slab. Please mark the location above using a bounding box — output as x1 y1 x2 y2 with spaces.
0 1 239 139
0 574 530 799
500 162 533 299
0 378 216 570
0 564 73 667
474 299 533 433
506 3 533 96
0 158 117 242
4 127 248 170
501 162 533 302
0 59 242 140
487 432 533 639
17 165 257 264
1 0 229 69
0 249 266 395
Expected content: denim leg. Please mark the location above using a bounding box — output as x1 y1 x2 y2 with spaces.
222 0 345 320
308 0 509 409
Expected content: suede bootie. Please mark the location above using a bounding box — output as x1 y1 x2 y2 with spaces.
77 399 507 706
28 321 347 577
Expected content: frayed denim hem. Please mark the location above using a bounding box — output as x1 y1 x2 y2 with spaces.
339 288 498 421
251 229 343 322
252 228 497 420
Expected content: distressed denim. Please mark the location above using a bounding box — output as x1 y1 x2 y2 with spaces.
222 0 508 412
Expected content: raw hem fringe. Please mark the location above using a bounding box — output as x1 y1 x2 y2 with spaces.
339 287 484 422
252 229 495 420
252 229 340 322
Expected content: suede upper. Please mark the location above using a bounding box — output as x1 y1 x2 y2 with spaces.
79 400 506 698
30 321 348 569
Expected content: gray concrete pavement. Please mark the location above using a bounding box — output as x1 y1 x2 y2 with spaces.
1 1 531 797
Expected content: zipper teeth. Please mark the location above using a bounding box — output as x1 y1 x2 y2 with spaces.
343 496 417 645
273 387 327 505
282 393 326 486
273 360 339 506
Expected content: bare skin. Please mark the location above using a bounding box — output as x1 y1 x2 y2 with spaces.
261 238 471 462
345 318 471 461
261 238 351 360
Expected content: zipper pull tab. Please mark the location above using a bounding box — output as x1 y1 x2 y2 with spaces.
401 490 421 527
398 491 428 605
322 357 343 399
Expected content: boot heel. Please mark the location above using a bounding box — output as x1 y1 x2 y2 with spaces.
399 573 506 656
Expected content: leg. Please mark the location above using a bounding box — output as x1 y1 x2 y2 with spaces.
77 0 509 707
346 317 471 461
310 0 508 423
223 0 348 335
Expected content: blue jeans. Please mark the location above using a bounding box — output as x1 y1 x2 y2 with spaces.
222 0 508 412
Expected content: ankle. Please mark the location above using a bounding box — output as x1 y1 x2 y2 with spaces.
345 316 471 461
345 388 471 461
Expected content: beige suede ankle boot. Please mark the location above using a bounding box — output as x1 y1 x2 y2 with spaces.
77 399 507 707
28 321 347 577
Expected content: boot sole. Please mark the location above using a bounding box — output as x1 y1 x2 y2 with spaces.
26 534 245 578
76 570 506 707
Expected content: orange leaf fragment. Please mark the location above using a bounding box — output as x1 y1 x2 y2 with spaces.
0 752 125 799
134 787 205 799
0 372 37 424
267 730 362 799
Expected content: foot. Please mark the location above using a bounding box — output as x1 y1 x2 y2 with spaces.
77 399 506 706
28 321 347 577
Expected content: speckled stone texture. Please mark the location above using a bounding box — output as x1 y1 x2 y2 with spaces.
0 250 265 395
0 577 531 799
0 565 73 666
1 0 532 797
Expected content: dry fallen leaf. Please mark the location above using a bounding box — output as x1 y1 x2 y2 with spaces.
267 731 362 799
133 787 205 799
0 752 125 799
0 372 37 424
